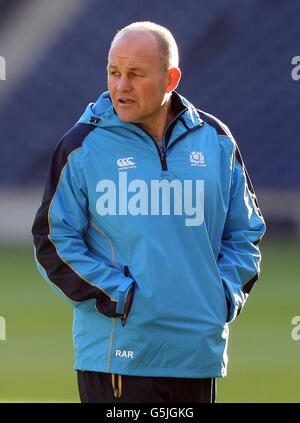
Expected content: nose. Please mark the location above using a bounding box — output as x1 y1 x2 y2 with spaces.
117 74 132 92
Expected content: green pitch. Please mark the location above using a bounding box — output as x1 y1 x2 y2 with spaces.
0 238 299 403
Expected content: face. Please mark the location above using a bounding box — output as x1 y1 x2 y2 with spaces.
107 31 172 131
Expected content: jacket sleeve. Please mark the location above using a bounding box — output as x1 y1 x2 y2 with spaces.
32 126 134 318
217 142 266 323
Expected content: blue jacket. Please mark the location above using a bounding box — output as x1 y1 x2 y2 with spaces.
32 91 266 378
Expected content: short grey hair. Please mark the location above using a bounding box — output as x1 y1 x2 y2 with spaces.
110 21 179 71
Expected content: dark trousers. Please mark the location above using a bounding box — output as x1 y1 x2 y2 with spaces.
77 370 216 403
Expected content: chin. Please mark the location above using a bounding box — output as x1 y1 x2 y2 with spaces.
117 111 139 123
117 114 132 122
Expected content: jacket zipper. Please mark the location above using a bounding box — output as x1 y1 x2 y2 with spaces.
138 130 167 171
134 110 203 171
153 139 167 171
158 108 188 170
134 110 186 171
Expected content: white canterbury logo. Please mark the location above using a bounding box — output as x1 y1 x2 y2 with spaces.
117 157 136 170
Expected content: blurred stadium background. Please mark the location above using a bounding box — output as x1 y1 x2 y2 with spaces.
0 0 299 403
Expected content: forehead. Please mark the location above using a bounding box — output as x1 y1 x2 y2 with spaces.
108 31 162 69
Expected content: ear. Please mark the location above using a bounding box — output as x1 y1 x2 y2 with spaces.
165 67 181 93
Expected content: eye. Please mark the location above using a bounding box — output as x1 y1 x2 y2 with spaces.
129 72 143 78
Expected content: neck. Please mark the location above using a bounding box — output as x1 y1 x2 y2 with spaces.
138 97 174 139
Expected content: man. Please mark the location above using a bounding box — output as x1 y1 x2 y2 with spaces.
32 21 266 403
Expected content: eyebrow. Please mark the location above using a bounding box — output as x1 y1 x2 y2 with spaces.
107 64 145 72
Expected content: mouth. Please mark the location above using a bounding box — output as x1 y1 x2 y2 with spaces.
118 98 135 105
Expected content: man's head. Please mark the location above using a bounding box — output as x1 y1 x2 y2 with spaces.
107 22 181 135
110 21 179 71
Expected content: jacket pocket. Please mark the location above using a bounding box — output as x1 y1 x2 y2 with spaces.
221 278 234 323
121 266 135 326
